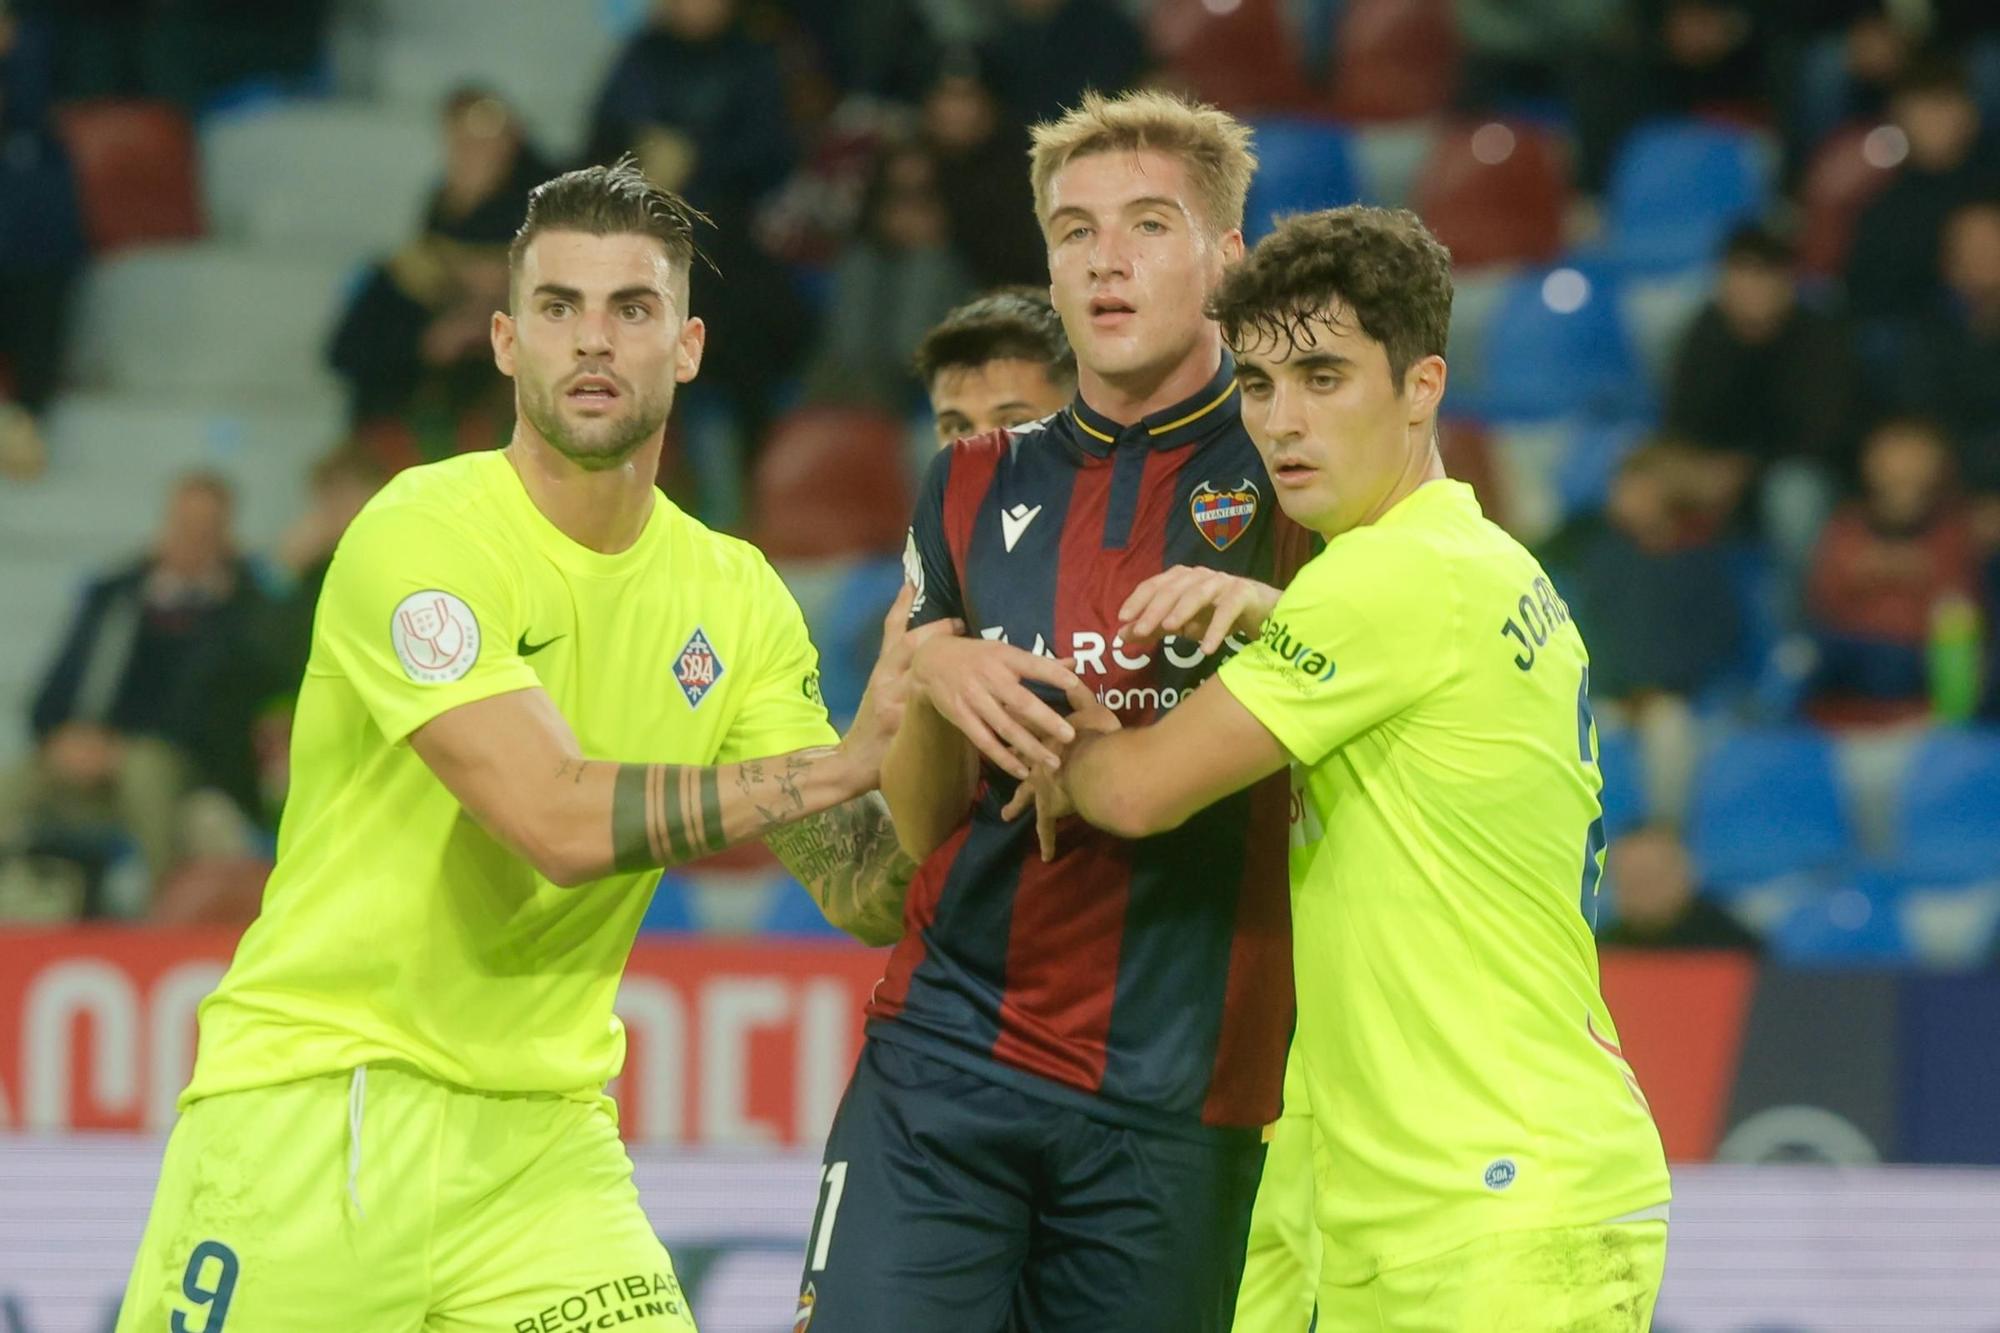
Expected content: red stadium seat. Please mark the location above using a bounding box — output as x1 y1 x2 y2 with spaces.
1798 121 1904 277
54 99 206 253
751 405 913 561
1437 418 1508 531
1414 121 1568 270
1327 0 1461 122
1148 0 1312 115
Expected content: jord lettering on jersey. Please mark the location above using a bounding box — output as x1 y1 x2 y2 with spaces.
513 1271 684 1332
1500 576 1572 672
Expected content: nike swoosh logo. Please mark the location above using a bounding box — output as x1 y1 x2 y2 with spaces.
1000 503 1042 553
518 632 563 657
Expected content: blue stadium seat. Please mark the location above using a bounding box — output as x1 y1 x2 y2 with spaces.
1687 730 1854 888
760 880 847 938
1554 417 1648 518
1603 121 1771 273
639 873 699 933
1886 730 2000 882
1770 883 1911 966
1593 726 1647 839
1243 119 1359 242
1456 266 1646 420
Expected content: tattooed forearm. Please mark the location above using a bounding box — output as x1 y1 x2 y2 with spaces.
603 746 864 875
764 794 918 947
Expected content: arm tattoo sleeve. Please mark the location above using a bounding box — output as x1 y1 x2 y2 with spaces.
763 793 919 947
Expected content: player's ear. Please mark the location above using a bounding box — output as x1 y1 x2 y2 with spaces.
1219 227 1245 265
674 315 706 384
491 310 516 378
1405 354 1447 424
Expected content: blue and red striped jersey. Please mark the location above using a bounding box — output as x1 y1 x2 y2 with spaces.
870 357 1313 1137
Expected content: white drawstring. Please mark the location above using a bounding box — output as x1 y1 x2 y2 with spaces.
346 1066 367 1217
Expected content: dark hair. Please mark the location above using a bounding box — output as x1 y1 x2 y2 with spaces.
508 157 708 289
173 469 235 507
1208 205 1453 388
1722 221 1794 268
914 286 1076 386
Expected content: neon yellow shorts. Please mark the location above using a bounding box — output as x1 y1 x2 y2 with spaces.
115 1064 698 1332
1231 1108 1318 1333
1316 1220 1667 1333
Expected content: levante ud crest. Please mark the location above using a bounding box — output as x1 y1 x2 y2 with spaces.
1190 478 1260 551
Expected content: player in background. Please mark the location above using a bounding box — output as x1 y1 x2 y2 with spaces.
1028 206 1674 1330
792 91 1310 1333
915 285 1075 446
115 161 956 1333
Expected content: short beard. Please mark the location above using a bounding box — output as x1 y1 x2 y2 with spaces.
519 380 672 472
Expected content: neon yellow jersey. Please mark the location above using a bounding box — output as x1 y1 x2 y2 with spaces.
186 450 836 1106
1217 480 1669 1283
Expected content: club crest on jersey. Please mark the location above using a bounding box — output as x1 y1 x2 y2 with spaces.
673 627 724 708
793 1283 817 1332
1190 478 1259 551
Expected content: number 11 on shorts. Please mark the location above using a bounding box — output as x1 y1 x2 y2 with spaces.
806 1161 849 1272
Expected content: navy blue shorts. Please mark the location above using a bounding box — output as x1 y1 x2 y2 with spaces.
792 1037 1265 1333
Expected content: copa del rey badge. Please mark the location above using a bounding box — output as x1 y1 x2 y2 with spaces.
673 626 724 708
1190 478 1260 551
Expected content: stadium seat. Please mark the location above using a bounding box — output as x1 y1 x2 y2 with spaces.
1594 727 1647 839
1770 882 1911 966
67 243 354 401
776 555 904 724
1349 122 1439 209
1885 730 2000 882
1898 876 2000 970
1798 122 1903 277
1618 266 1712 390
1242 119 1359 242
1603 121 1772 273
1413 121 1568 270
1552 417 1647 518
640 873 699 933
54 100 205 253
1326 0 1461 122
1455 266 1645 421
750 406 913 561
1687 730 1855 889
1147 0 1312 115
760 881 848 938
200 100 440 258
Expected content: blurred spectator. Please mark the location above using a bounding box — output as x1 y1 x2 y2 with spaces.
1596 826 1764 954
778 0 942 103
1453 0 1617 118
1807 417 1981 725
980 0 1147 130
0 473 262 907
1544 444 1744 824
1570 0 1772 194
0 4 86 464
915 286 1074 446
587 0 795 215
27 0 330 106
1845 57 2000 323
806 141 974 408
589 0 812 488
1895 200 2000 510
1770 1 1918 176
924 55 1046 289
1665 224 1865 578
327 89 540 442
198 448 386 828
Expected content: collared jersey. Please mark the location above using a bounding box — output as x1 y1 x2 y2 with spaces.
873 357 1315 1137
186 449 836 1105
1218 480 1671 1280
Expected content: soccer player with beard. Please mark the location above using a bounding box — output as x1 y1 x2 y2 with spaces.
791 92 1314 1333
114 161 955 1333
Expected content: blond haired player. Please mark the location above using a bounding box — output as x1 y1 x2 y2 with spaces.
115 161 954 1333
1030 207 1674 1329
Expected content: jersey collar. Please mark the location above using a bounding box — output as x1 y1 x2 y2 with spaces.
1068 353 1239 456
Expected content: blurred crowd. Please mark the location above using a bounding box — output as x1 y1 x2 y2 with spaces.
3 0 2000 947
